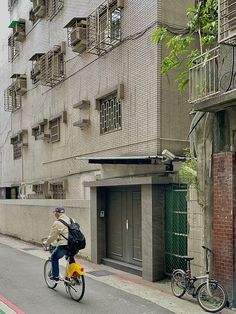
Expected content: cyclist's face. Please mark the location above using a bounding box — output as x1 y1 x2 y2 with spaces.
55 212 60 219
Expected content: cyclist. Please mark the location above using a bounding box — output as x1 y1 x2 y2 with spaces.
43 206 75 281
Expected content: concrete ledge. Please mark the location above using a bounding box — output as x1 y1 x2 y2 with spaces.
0 199 89 208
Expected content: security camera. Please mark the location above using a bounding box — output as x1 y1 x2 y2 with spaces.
162 149 175 161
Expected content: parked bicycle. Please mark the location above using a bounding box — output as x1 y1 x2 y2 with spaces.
43 243 85 302
171 246 227 313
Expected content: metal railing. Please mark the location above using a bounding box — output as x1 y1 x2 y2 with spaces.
189 47 220 103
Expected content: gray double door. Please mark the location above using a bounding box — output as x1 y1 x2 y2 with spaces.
106 186 142 266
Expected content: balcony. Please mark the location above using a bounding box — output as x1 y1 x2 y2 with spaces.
189 47 220 104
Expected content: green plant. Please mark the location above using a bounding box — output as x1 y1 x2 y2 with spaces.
152 0 218 91
179 148 197 185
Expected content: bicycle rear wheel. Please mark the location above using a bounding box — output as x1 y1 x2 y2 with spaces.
68 275 85 302
43 259 58 289
197 281 227 313
171 270 186 298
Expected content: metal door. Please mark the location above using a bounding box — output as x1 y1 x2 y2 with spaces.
107 186 142 266
165 184 188 274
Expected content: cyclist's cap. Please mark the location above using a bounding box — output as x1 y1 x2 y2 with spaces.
53 206 65 213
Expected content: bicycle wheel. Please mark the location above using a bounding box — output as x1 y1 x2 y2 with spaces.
43 259 58 289
197 281 227 313
171 270 186 298
68 275 85 302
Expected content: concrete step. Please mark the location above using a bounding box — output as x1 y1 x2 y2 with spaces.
101 258 142 276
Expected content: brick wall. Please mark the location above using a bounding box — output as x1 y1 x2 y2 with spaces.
213 152 236 299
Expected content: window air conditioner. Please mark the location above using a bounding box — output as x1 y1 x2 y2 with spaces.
36 133 50 141
15 76 27 96
117 0 124 9
13 23 25 42
33 0 46 18
70 27 86 46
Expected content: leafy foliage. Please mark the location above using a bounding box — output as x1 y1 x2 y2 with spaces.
152 0 218 91
179 148 197 185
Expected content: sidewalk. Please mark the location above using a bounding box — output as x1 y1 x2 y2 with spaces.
0 234 234 314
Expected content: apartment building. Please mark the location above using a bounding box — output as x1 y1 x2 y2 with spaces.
0 0 193 281
189 0 236 304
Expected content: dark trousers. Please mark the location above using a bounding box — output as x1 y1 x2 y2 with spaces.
51 245 75 278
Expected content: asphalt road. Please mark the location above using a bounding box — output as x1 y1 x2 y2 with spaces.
0 243 174 314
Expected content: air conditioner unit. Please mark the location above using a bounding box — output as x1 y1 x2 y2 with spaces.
70 27 86 46
13 23 25 42
15 76 27 96
117 0 124 9
36 133 50 141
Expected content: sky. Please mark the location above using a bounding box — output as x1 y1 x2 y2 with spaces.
0 0 9 41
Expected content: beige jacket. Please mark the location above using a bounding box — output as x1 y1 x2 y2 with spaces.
46 214 72 246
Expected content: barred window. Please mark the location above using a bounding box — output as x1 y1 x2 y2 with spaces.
49 118 60 143
100 94 122 134
11 137 22 160
8 35 19 62
51 183 65 199
46 0 64 20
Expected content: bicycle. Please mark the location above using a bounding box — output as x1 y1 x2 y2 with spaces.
171 246 228 313
43 243 85 302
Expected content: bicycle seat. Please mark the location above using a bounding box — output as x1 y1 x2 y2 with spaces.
181 256 194 261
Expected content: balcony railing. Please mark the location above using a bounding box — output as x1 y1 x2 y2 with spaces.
189 47 220 103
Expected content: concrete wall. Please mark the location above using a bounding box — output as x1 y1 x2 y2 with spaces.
0 199 91 258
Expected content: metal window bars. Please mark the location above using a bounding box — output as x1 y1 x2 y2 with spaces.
39 46 65 87
219 0 236 45
189 47 220 103
8 35 19 62
100 93 122 134
4 83 22 112
87 0 122 55
46 0 64 20
8 0 18 11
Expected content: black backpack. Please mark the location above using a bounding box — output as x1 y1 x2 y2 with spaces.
59 218 86 256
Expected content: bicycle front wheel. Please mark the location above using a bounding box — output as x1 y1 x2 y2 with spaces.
171 270 186 298
43 259 58 289
197 281 227 313
68 275 85 302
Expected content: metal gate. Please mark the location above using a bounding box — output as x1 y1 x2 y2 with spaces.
165 184 188 275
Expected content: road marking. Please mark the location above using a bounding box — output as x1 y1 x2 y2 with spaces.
0 295 25 314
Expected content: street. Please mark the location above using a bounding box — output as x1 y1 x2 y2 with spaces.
0 243 173 314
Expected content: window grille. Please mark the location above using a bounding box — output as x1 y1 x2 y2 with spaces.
10 136 22 160
46 0 64 20
219 0 236 44
8 0 18 10
4 83 21 112
49 118 60 142
100 94 122 134
8 35 19 62
87 0 122 55
50 183 65 199
39 48 65 86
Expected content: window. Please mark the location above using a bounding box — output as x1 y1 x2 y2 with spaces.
49 118 60 142
87 0 123 55
4 83 21 112
11 136 22 159
46 0 64 20
8 35 19 62
100 93 122 134
8 0 18 11
49 182 65 199
29 8 39 25
39 46 65 87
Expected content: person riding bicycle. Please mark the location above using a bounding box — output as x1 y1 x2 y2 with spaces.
43 206 76 281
